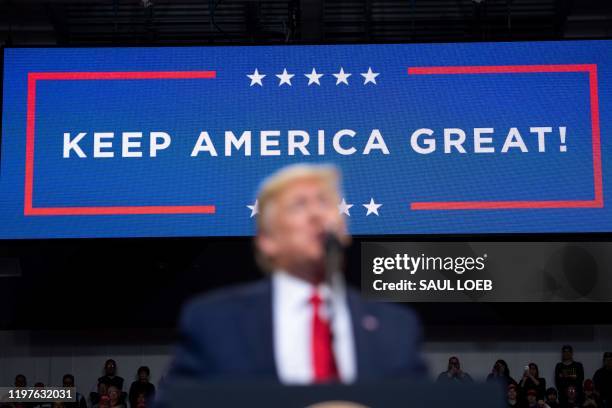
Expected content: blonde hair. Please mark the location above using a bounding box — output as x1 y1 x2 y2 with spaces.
254 163 341 271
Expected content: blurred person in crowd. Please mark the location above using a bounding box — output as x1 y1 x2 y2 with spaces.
93 393 110 408
593 352 612 406
520 363 547 400
14 374 27 388
134 393 146 408
526 389 552 408
562 385 582 408
98 360 124 390
62 374 87 408
106 387 124 408
165 164 426 385
546 388 561 408
91 382 108 407
128 367 155 408
556 345 584 403
10 375 27 408
436 356 473 383
508 384 521 407
582 379 602 408
488 360 518 388
32 383 52 408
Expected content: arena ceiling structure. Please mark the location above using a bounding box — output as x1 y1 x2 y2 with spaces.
0 0 611 46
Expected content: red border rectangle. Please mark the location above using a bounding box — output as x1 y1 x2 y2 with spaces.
25 71 217 216
407 64 603 210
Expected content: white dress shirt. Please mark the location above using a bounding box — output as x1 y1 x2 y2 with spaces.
272 270 357 384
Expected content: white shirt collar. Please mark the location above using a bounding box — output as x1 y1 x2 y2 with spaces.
273 269 345 311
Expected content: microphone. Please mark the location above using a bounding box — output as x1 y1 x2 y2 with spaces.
324 231 344 285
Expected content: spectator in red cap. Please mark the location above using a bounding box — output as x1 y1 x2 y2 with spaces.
593 352 612 406
94 394 110 408
508 384 521 407
526 389 540 407
582 379 602 407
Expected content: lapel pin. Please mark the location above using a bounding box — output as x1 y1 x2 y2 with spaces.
361 315 379 331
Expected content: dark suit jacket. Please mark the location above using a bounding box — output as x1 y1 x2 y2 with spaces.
166 278 427 382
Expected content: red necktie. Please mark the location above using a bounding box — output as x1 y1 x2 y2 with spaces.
310 291 339 383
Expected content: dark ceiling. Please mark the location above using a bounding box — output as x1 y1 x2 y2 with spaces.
1 0 611 46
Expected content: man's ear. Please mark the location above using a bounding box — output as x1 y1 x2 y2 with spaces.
256 231 278 260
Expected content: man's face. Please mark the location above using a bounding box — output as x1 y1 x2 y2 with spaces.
108 387 119 401
105 361 116 376
562 350 573 361
63 378 74 388
257 178 346 276
604 356 612 369
527 395 536 404
138 371 148 382
508 389 517 400
547 393 557 402
567 386 576 399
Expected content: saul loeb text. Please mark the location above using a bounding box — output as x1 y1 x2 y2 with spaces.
370 253 493 293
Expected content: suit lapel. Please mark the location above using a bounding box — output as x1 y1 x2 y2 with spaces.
241 279 278 380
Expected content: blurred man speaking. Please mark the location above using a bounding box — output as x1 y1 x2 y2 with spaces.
166 164 426 384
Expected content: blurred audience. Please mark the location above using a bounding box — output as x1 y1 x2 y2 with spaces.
91 382 108 407
128 367 155 408
520 363 547 400
546 387 560 408
106 386 124 408
593 352 612 406
525 388 550 408
134 393 147 408
507 383 520 407
555 345 585 403
14 374 27 388
582 379 602 408
563 385 581 408
62 374 87 408
488 359 518 388
98 360 124 391
93 393 110 408
436 356 474 383
8 345 612 408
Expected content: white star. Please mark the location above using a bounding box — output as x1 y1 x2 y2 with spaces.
276 68 294 86
247 69 265 86
363 198 382 216
333 67 351 85
304 68 324 86
338 198 354 216
361 67 379 85
247 200 258 217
